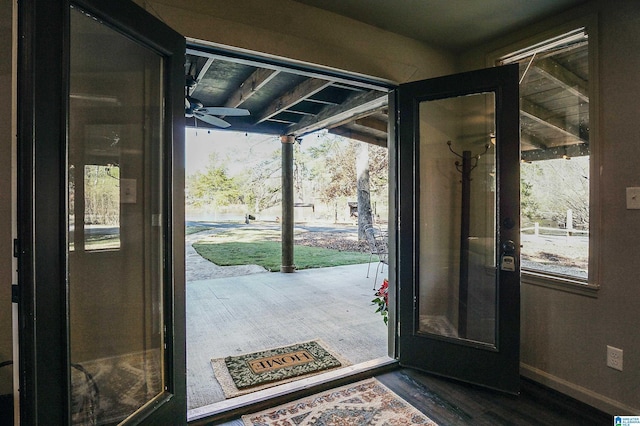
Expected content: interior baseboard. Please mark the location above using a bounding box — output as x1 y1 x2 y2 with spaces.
521 362 638 415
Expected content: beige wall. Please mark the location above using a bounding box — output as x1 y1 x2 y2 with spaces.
0 0 14 397
461 0 640 414
134 0 455 84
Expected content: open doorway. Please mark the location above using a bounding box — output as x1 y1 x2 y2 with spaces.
182 46 395 418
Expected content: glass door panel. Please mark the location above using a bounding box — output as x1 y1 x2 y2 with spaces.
397 65 520 394
417 93 497 347
69 7 164 424
19 0 184 422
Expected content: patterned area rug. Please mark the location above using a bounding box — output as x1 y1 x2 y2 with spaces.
212 340 350 399
419 315 458 338
71 349 162 425
242 378 438 425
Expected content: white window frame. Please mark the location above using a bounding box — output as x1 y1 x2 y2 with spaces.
489 16 600 297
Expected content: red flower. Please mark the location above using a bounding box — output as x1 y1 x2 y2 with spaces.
375 279 389 306
372 278 389 325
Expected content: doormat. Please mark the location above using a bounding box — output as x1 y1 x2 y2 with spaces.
241 378 438 425
211 340 350 398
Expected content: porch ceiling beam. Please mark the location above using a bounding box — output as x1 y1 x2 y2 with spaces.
328 127 387 147
255 78 332 124
522 142 590 162
188 57 214 96
534 57 588 102
521 98 587 143
354 117 388 134
332 82 366 91
224 68 280 109
288 90 388 137
521 131 548 150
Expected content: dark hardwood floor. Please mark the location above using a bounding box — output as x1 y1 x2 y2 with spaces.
376 369 611 426
210 368 612 425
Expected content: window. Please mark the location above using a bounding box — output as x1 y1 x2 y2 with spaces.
499 27 597 289
68 163 122 251
83 164 121 250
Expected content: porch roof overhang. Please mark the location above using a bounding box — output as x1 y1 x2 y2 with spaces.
186 38 589 159
185 47 390 147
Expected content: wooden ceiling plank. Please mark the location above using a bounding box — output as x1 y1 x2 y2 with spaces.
224 68 280 108
267 117 297 124
289 90 388 136
285 109 316 116
534 57 588 102
304 98 339 105
256 78 333 124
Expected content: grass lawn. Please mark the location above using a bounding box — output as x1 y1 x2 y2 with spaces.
186 225 214 235
192 228 370 272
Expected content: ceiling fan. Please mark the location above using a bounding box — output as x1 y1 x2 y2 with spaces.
185 74 250 128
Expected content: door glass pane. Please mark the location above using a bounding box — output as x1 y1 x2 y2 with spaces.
417 92 497 347
69 7 165 424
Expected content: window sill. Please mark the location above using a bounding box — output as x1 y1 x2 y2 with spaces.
522 270 599 298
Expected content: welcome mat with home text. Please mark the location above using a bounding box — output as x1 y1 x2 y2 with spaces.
224 341 342 389
242 377 438 425
211 339 351 398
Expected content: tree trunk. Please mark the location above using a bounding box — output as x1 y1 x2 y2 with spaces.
356 143 372 240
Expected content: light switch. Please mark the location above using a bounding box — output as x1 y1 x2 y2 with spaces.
121 178 137 204
626 187 640 209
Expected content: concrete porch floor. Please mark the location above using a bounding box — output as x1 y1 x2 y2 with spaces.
185 262 390 411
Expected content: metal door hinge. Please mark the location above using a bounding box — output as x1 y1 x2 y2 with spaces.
13 239 19 258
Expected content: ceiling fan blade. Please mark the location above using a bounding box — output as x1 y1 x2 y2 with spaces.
194 112 231 128
199 107 250 116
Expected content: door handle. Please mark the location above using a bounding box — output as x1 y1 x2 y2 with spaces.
502 240 516 254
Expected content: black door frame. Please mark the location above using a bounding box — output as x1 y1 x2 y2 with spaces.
182 44 399 423
395 65 521 394
17 0 186 423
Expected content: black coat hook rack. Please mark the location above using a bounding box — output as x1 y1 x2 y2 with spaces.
447 140 490 179
446 140 491 339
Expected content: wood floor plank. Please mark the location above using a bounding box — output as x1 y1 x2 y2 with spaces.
209 368 611 425
376 369 611 426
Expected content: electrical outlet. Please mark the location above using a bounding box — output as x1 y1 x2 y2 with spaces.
607 345 623 371
626 187 640 209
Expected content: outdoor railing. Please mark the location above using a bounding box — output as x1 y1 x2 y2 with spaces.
522 223 588 237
